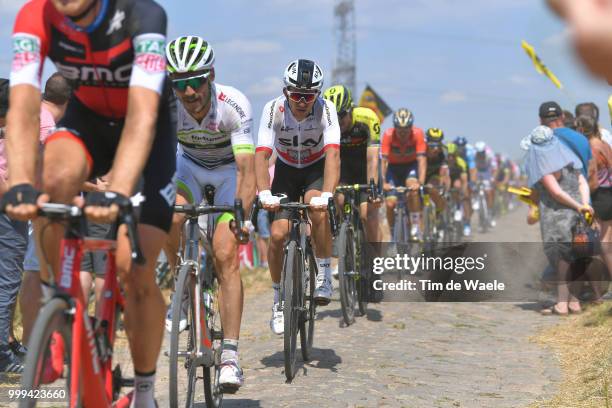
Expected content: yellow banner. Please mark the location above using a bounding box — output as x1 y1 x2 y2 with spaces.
358 85 392 122
521 40 563 89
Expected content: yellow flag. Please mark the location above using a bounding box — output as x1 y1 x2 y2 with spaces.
521 40 563 89
358 85 392 123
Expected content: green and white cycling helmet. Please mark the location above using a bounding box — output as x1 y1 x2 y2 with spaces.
166 35 215 74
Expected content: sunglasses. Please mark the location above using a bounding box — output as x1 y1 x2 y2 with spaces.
286 90 318 103
171 73 210 92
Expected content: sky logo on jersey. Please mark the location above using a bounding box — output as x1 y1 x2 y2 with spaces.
12 34 40 71
134 34 165 73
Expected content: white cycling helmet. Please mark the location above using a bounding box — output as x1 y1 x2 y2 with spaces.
283 59 324 91
474 141 487 153
166 36 215 74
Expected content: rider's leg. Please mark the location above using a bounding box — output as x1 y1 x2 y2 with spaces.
212 222 243 342
164 189 192 275
361 201 381 242
38 134 90 283
268 218 290 333
305 189 333 304
386 196 396 229
406 177 422 237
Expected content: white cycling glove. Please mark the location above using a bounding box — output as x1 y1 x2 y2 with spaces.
259 190 280 206
310 192 333 207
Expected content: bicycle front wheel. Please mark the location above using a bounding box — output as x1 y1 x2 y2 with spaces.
20 298 73 408
283 241 301 382
203 260 223 406
337 222 357 326
169 264 200 408
356 225 368 317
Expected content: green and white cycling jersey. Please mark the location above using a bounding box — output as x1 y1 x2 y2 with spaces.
177 83 255 170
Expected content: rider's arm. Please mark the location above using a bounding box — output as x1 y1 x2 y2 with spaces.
7 3 48 187
365 109 381 184
255 99 277 193
380 128 392 183
321 99 341 193
108 6 168 197
440 164 450 190
417 155 427 185
6 85 41 187
229 90 256 210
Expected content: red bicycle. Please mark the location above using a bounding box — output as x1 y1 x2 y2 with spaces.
19 202 144 408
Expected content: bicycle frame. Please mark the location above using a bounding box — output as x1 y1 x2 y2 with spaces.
56 224 123 408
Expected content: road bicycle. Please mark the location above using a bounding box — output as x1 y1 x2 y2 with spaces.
168 191 245 408
253 195 337 382
334 179 378 326
19 201 144 408
473 181 491 233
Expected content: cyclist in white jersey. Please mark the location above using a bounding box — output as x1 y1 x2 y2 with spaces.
255 59 340 335
164 36 255 392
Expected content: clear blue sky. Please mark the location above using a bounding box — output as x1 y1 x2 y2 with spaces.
1 0 610 159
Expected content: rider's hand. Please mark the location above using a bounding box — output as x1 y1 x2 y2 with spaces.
309 192 333 211
230 220 251 244
93 177 110 192
84 191 131 223
259 190 280 211
2 183 43 221
383 182 393 192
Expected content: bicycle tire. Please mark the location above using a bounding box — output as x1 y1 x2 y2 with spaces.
283 241 300 381
20 298 73 408
300 244 316 361
203 260 223 406
169 263 198 408
356 224 368 317
337 222 356 326
479 194 489 233
393 207 406 244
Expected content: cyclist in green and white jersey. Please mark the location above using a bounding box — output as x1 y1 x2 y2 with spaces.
164 36 256 392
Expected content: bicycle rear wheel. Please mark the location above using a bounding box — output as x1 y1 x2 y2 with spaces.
337 222 356 326
479 195 489 233
20 298 73 408
283 241 301 382
300 245 316 361
169 264 200 408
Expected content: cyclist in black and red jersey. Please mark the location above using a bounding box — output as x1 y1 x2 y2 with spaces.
4 0 175 406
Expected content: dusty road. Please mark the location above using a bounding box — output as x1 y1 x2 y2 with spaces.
150 206 562 408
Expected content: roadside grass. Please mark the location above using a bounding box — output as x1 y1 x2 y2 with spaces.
530 302 612 408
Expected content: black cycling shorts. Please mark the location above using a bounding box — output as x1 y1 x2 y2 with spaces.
271 159 324 220
50 96 177 232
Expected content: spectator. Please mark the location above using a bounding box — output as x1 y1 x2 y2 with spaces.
563 110 576 130
575 115 612 301
575 102 612 147
0 78 27 373
539 101 595 181
525 125 593 315
20 73 72 345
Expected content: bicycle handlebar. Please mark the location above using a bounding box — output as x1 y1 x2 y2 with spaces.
36 202 146 265
175 199 247 242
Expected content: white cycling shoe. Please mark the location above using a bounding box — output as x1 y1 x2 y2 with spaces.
314 275 333 306
270 301 284 335
219 357 244 394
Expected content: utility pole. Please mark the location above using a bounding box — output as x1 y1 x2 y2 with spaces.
332 0 356 92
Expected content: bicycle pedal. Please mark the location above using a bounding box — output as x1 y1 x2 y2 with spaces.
120 377 134 387
212 329 224 340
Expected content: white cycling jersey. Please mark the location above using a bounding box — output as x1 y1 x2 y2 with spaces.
177 83 254 170
256 96 340 168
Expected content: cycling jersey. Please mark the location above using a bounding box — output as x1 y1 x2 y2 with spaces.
10 0 176 232
340 106 380 185
448 156 467 182
256 96 340 168
11 0 168 119
381 127 426 165
425 149 448 183
459 144 476 170
177 83 254 170
475 146 495 173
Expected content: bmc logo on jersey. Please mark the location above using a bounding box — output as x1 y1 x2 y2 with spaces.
56 61 132 85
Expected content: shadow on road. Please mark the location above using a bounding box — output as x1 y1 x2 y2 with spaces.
211 399 263 407
260 347 342 375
